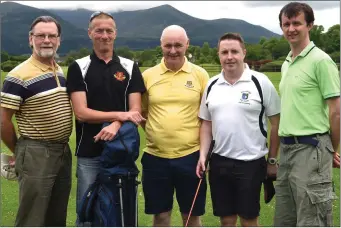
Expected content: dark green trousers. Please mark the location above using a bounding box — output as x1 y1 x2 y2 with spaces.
14 137 72 227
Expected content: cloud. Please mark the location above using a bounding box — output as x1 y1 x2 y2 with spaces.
242 1 339 10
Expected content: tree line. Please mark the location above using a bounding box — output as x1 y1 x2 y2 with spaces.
1 24 339 72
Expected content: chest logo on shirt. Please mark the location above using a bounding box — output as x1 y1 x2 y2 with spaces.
239 91 251 104
185 80 194 88
114 72 126 81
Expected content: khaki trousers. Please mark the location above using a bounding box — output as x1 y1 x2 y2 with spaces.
14 137 72 227
274 134 337 227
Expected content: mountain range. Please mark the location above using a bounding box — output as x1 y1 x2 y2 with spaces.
0 2 281 55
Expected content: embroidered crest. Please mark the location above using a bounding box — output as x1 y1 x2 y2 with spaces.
185 80 194 88
114 72 126 81
239 91 251 104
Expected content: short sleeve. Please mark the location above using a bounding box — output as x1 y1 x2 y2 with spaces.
66 61 87 94
127 63 146 94
316 58 340 99
262 74 281 117
1 74 25 110
198 83 211 121
200 70 210 97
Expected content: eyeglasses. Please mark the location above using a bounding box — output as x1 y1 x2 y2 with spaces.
89 11 114 22
31 33 59 41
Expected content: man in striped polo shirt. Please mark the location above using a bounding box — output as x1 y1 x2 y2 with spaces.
1 16 73 226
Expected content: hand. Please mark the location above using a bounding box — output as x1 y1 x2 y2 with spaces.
333 152 340 168
94 121 122 143
267 163 278 178
196 156 206 179
120 111 146 125
9 155 15 166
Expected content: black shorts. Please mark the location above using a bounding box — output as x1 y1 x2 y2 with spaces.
209 153 266 219
141 151 207 215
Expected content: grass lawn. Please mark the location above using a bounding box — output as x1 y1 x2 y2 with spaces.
1 67 340 226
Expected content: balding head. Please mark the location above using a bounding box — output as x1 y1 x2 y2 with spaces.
160 25 189 72
160 25 188 42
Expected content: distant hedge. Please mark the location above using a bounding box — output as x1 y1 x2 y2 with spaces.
259 61 283 72
1 60 20 72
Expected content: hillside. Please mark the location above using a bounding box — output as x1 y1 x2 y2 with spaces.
1 2 280 55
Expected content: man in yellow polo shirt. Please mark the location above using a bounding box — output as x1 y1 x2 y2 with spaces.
141 25 209 226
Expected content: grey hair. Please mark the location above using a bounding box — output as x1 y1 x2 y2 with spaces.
160 25 188 41
29 15 61 36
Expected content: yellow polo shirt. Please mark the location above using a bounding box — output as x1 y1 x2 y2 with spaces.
142 57 209 158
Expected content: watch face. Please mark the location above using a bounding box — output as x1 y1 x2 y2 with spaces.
268 158 277 164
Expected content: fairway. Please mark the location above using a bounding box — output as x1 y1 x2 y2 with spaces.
1 68 340 226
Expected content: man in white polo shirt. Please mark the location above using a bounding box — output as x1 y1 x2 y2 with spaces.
196 33 281 227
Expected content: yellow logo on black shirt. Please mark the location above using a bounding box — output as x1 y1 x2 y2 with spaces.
114 72 126 81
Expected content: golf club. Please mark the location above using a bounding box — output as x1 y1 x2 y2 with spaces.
185 140 215 227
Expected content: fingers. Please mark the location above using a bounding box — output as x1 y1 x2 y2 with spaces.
125 111 146 125
94 125 119 142
195 164 202 178
94 131 103 142
195 161 206 179
333 152 340 168
9 156 16 166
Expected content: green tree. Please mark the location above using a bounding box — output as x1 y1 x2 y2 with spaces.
78 47 91 58
246 44 263 61
262 37 279 59
201 42 210 57
116 47 134 59
309 25 325 48
323 24 340 54
272 40 290 60
259 36 267 45
1 51 10 62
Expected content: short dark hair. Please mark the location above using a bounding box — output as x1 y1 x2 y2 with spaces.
279 2 314 27
218 33 245 50
30 16 61 36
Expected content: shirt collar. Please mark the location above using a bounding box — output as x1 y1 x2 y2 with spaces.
29 55 59 72
160 57 192 74
217 63 251 85
90 50 120 63
285 41 316 62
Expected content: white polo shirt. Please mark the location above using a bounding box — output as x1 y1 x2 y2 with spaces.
199 65 280 161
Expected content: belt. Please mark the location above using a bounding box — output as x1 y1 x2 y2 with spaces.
280 132 329 147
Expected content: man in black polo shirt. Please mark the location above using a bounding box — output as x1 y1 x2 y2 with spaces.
66 11 146 226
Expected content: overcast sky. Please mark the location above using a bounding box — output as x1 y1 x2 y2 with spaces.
10 1 340 34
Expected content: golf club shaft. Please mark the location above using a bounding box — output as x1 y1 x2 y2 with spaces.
185 140 215 227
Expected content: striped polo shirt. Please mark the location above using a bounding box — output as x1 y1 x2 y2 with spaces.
1 56 72 142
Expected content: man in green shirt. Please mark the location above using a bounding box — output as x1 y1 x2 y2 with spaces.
274 2 340 227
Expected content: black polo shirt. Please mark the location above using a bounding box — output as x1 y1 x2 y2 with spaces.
66 51 146 157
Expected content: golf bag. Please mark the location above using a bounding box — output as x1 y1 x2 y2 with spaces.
78 121 140 227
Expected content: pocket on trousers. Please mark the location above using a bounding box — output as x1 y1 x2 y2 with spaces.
14 144 27 174
306 185 337 226
326 144 335 154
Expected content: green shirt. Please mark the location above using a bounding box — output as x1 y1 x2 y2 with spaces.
279 41 340 136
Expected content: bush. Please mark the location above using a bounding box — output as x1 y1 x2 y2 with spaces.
1 60 20 72
259 61 283 72
329 51 340 63
277 56 287 61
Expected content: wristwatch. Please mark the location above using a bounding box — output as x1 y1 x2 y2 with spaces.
267 158 278 165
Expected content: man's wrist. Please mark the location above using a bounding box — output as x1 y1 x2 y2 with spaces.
267 157 278 165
